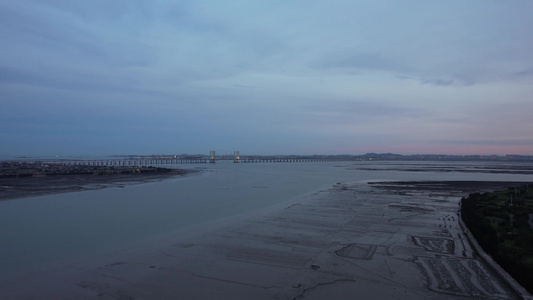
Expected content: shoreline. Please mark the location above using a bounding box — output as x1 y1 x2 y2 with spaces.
458 209 532 299
0 168 198 201
1 179 531 299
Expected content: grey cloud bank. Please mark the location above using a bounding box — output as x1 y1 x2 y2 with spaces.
1 0 532 156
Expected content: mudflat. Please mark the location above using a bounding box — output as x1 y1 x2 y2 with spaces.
0 169 193 201
0 180 529 299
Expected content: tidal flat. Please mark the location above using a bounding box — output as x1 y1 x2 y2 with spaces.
1 161 532 299
0 168 194 201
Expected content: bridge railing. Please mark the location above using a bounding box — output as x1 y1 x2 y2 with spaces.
51 158 209 167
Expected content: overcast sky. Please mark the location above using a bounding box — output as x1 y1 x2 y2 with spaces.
1 1 533 157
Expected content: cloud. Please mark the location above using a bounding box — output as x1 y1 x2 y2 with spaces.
450 139 533 146
420 78 455 86
1 1 533 156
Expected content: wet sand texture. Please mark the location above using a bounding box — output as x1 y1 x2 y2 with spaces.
0 181 530 299
0 170 192 201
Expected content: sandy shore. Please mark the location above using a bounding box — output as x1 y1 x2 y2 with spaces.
0 181 530 299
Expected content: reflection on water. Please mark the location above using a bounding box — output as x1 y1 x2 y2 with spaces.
0 161 532 279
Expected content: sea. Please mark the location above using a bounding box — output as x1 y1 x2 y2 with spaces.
1 160 532 281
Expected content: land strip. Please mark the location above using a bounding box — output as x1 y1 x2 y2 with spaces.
0 166 195 201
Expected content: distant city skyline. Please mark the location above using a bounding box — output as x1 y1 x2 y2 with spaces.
1 1 532 156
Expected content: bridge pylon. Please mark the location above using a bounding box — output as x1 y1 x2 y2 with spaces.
210 151 216 163
234 151 240 163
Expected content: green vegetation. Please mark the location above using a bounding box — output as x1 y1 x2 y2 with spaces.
461 184 533 293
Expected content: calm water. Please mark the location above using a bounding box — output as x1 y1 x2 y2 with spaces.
1 160 532 280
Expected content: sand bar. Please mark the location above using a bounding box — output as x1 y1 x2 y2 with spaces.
0 169 196 201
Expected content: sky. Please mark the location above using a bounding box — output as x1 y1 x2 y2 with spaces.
1 1 533 157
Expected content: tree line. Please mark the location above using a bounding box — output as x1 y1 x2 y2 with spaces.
461 184 533 293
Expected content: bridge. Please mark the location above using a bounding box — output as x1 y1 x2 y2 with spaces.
44 151 348 167
231 150 345 163
53 157 209 167
237 157 342 163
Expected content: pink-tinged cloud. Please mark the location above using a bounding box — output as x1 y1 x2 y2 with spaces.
1 1 532 156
